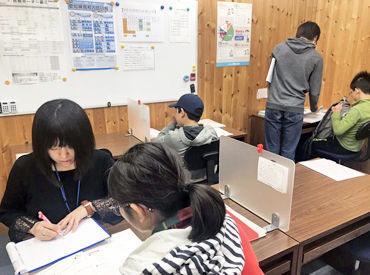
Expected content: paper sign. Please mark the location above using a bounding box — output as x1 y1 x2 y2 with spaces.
257 156 288 193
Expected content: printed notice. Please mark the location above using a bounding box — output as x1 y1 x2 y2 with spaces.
68 0 117 69
257 157 289 194
121 44 154 71
216 2 252 67
0 0 64 84
117 2 165 42
169 7 191 43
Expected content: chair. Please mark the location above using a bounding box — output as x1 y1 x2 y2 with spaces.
314 121 370 164
338 232 370 274
184 140 219 185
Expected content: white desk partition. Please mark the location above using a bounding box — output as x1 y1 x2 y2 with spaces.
219 136 295 232
127 98 150 142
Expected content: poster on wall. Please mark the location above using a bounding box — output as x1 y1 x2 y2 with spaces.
216 1 252 67
68 0 117 70
116 2 165 42
0 0 64 84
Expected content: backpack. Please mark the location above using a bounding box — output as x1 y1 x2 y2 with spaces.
298 98 351 160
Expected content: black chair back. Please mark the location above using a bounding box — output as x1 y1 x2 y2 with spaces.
184 140 220 185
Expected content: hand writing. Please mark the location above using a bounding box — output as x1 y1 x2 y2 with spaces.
29 221 61 241
58 205 88 236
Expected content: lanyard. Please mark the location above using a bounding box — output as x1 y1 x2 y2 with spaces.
53 164 81 213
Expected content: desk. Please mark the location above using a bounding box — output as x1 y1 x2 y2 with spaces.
102 197 299 275
287 164 370 274
10 127 247 164
250 114 319 146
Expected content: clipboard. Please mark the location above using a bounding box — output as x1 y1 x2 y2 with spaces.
6 218 111 274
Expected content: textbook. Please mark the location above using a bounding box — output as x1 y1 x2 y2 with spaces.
6 218 111 274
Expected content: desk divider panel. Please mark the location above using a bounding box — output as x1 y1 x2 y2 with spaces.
127 98 150 142
219 136 295 232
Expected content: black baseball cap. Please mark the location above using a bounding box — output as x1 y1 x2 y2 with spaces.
169 94 204 119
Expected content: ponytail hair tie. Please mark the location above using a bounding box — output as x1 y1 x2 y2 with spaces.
182 183 192 193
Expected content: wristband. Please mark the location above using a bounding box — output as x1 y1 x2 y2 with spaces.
81 200 94 217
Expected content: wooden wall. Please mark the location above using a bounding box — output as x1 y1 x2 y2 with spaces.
198 0 369 132
0 0 369 201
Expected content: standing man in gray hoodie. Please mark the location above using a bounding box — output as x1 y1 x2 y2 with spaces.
156 93 218 157
265 21 323 161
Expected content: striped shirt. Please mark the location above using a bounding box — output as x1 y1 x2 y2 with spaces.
142 214 245 274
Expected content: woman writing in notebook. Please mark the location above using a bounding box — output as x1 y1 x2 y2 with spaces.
108 142 247 274
0 99 121 242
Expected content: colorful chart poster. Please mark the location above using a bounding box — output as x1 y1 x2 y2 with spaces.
68 0 117 70
116 2 165 42
216 2 252 67
0 0 64 84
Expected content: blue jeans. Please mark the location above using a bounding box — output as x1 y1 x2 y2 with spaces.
264 108 304 161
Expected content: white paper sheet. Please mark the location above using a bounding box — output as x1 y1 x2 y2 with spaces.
120 44 155 71
0 0 64 84
150 128 160 139
37 229 141 275
117 2 165 42
199 119 226 128
299 159 365 181
169 7 191 43
257 156 289 193
215 127 232 137
266 57 276 83
226 206 266 239
8 218 110 274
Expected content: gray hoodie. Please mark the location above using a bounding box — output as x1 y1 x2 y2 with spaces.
266 37 323 113
156 122 218 157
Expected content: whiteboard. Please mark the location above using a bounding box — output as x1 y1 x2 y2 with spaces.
0 0 198 115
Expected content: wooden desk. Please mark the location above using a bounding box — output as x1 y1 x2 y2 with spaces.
10 127 247 164
10 133 141 164
250 114 319 146
288 164 370 274
224 199 298 275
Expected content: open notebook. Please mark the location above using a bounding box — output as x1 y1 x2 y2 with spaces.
6 218 111 274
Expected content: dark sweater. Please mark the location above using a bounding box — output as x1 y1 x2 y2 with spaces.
0 150 119 242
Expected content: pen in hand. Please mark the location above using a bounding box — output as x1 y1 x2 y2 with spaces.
38 211 51 223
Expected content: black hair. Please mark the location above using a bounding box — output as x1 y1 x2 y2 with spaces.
296 21 321 42
32 99 95 186
350 71 370 95
108 142 225 242
177 107 201 122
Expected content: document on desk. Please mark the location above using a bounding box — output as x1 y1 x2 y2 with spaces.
226 206 266 241
6 218 110 274
199 119 226 128
303 108 326 123
214 127 233 137
37 229 141 275
299 159 365 181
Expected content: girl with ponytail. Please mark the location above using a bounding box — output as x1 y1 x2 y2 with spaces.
108 142 245 274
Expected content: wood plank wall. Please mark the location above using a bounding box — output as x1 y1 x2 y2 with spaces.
198 0 369 132
0 0 369 199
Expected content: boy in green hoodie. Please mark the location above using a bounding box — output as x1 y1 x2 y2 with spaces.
312 71 370 155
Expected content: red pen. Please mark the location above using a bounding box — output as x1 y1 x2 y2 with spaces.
38 211 51 223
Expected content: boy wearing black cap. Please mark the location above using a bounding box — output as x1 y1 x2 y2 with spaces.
156 94 218 157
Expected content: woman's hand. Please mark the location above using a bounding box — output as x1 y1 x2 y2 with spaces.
29 221 61 241
58 205 88 236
